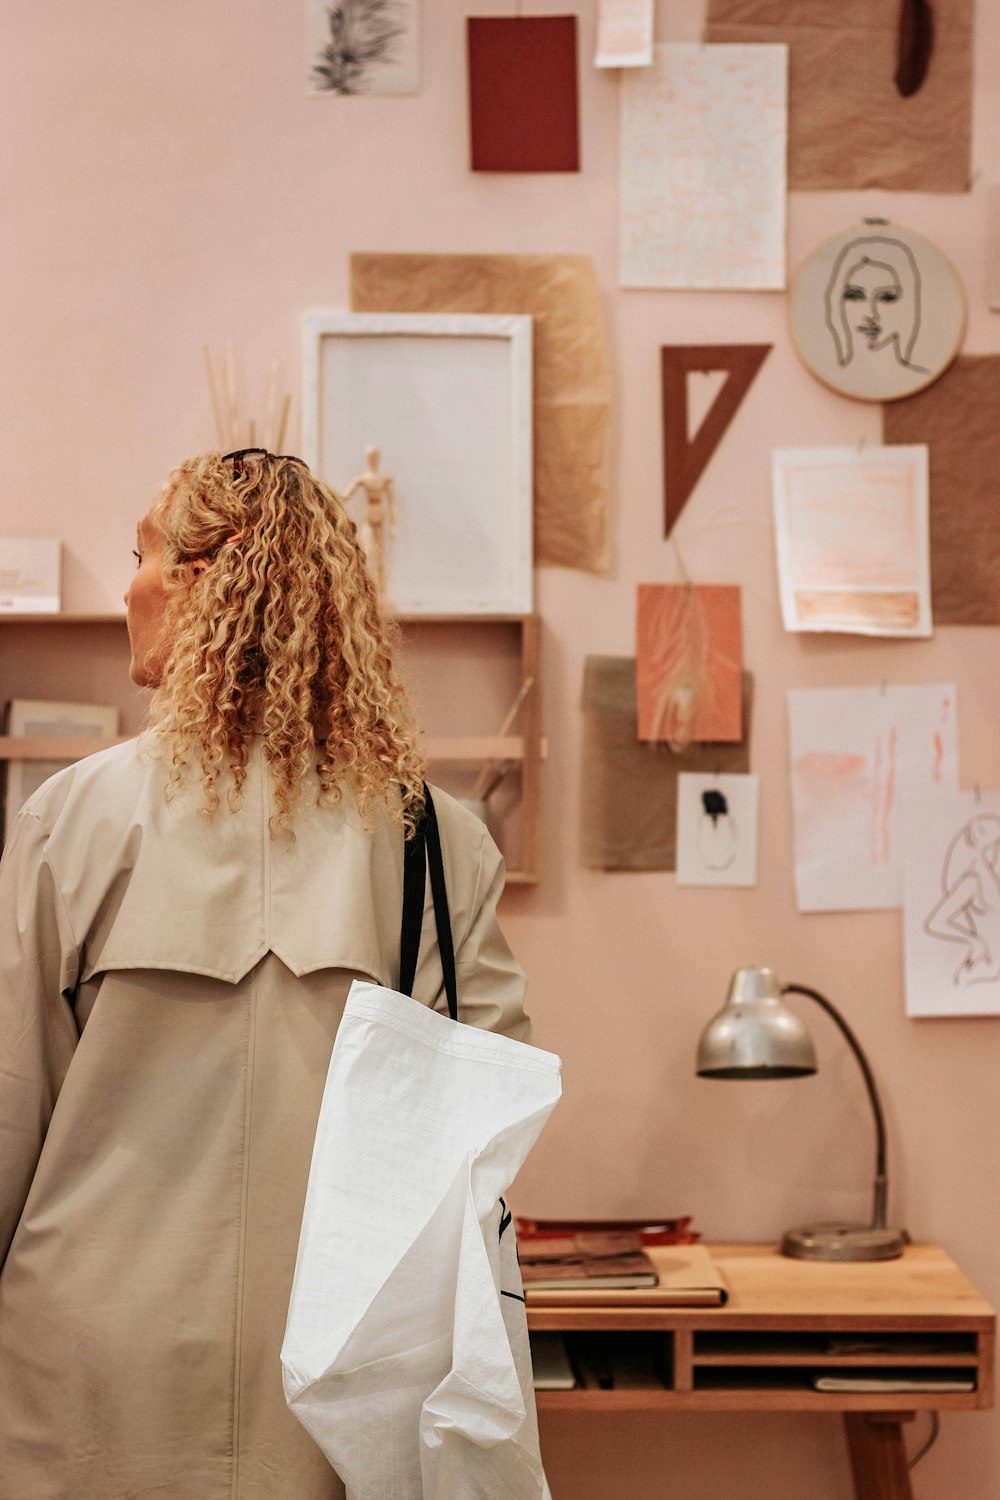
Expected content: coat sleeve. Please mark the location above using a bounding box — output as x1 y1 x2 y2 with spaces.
0 809 80 1265
453 827 532 1044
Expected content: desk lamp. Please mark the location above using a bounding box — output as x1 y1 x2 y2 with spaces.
695 966 906 1262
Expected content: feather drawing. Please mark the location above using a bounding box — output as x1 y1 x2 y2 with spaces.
312 0 406 94
643 585 716 752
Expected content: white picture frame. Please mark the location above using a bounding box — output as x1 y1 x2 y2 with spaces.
303 312 533 616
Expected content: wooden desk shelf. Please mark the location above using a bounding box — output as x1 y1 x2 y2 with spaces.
527 1243 995 1499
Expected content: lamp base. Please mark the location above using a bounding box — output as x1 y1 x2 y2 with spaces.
781 1222 907 1262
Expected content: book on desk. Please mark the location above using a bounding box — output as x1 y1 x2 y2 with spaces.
520 1236 728 1307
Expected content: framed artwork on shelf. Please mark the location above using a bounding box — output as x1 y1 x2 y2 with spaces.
303 312 534 615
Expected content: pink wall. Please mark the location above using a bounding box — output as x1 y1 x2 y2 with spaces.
3 1 1000 1493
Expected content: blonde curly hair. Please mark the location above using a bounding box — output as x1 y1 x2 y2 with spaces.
145 450 425 835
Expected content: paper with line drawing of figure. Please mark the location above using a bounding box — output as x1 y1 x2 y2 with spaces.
619 44 788 289
788 685 958 912
903 792 1000 1018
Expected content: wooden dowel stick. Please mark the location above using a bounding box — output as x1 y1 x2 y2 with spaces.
479 759 515 802
471 675 535 799
203 346 226 446
275 392 292 452
264 359 279 451
224 339 239 447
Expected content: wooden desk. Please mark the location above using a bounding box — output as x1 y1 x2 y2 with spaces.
526 1243 995 1500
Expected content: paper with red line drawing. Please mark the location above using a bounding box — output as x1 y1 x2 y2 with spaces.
788 686 958 912
903 792 1000 1017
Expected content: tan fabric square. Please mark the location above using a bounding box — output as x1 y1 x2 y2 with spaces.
882 356 1000 625
351 252 612 573
704 0 972 192
580 658 753 871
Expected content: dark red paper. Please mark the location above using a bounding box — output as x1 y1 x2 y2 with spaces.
467 16 580 173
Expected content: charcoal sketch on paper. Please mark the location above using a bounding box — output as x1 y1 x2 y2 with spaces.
308 0 419 96
699 788 738 872
923 813 1000 987
676 772 758 888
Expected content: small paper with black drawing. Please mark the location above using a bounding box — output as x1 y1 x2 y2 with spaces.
580 657 753 872
788 685 959 913
903 791 1000 1019
306 0 419 96
676 773 758 889
882 357 1000 625
704 0 973 192
772 446 932 638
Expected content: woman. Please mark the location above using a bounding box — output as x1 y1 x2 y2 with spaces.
0 449 531 1499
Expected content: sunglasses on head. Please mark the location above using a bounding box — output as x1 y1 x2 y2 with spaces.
221 448 305 481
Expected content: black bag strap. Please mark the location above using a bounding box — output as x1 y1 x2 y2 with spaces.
399 785 458 1022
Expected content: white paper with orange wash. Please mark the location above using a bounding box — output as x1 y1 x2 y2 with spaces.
619 44 788 289
788 686 958 912
773 446 932 638
595 0 653 67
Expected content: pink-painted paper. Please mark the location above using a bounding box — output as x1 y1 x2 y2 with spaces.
619 44 787 289
772 446 931 638
636 583 743 743
788 685 958 912
595 0 653 68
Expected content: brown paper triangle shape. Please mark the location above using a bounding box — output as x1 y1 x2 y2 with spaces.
661 345 771 536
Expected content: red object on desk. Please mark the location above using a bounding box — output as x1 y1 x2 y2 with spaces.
515 1216 700 1247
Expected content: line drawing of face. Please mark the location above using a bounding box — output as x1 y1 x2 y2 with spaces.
823 236 929 374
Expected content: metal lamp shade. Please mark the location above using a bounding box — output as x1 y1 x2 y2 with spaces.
695 967 817 1079
695 966 906 1261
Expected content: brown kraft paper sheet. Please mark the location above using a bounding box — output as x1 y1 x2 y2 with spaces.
580 657 753 871
351 252 611 573
882 356 1000 625
704 0 972 192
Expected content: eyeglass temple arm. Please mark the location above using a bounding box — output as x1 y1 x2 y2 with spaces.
782 983 890 1230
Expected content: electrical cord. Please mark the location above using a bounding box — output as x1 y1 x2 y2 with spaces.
908 1410 941 1469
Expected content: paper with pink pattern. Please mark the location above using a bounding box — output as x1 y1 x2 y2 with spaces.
788 685 958 913
619 44 788 289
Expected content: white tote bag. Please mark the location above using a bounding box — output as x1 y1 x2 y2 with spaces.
281 792 561 1499
281 981 561 1499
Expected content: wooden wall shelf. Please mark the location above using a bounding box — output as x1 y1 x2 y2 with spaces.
0 611 543 884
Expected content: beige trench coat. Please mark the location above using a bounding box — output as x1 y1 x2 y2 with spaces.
0 738 530 1500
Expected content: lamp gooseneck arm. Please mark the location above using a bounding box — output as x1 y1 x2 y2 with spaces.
782 983 889 1230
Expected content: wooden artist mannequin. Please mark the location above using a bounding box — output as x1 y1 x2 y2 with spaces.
341 446 397 595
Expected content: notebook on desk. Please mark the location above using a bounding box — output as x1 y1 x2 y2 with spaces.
524 1243 728 1307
